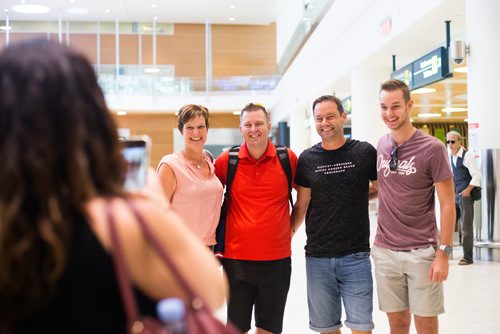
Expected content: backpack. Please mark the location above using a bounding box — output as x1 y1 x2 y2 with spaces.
214 145 293 258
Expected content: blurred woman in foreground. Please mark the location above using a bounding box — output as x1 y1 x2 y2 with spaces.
0 39 226 333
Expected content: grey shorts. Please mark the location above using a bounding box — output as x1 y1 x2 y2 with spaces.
371 245 444 317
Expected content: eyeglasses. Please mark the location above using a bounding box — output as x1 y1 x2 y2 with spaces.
446 140 456 144
389 146 398 171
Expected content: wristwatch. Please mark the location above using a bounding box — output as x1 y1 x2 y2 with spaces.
438 244 452 256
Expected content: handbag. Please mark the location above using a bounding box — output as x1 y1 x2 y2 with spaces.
106 199 240 334
470 186 481 201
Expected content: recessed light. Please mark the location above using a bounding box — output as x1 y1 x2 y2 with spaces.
66 7 89 15
229 17 235 21
417 113 442 118
69 0 75 3
464 118 468 122
153 16 158 21
0 25 11 31
144 67 160 74
116 111 127 116
412 87 436 94
151 4 157 8
229 5 236 9
12 4 50 14
232 111 240 115
104 9 110 13
454 66 468 73
442 107 467 112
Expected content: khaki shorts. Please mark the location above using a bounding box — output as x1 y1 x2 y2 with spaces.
371 245 444 317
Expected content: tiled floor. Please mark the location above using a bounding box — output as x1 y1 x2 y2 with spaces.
247 211 500 333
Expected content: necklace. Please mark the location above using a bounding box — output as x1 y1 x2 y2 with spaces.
182 151 204 170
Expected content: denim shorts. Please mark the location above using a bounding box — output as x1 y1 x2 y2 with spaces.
306 253 374 332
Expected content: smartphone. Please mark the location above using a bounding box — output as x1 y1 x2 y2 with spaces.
120 135 151 191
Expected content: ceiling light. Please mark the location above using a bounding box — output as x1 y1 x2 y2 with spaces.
116 111 127 116
232 111 240 115
151 4 157 8
229 17 235 21
12 4 50 14
412 87 436 94
464 118 468 122
442 107 467 112
0 25 11 31
410 118 414 123
66 7 88 14
69 0 75 2
144 67 160 74
104 9 110 13
454 66 468 73
230 5 236 9
417 113 442 118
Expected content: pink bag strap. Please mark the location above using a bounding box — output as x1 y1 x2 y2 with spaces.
123 198 202 301
106 198 210 329
105 199 141 331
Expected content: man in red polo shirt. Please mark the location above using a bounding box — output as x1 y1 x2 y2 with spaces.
215 103 298 334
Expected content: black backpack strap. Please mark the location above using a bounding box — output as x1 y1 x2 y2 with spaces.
214 146 240 257
225 146 241 198
275 145 294 207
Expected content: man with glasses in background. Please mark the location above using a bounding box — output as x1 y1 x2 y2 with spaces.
373 79 455 334
215 103 298 334
446 130 481 266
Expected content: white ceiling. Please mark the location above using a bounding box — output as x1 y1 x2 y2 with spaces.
2 0 277 25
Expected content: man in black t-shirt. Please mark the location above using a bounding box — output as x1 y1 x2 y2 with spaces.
291 95 377 334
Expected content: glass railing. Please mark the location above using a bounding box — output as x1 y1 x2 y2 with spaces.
95 65 280 96
276 0 335 75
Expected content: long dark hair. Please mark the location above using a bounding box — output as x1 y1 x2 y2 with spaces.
0 39 125 327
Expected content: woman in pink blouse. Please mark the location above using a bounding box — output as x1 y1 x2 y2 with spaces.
157 104 223 248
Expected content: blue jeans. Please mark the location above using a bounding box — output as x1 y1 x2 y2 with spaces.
306 253 374 332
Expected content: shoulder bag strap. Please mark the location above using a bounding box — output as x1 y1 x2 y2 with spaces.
105 199 141 331
124 198 203 304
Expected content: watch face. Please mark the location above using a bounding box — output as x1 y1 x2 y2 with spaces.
441 245 452 255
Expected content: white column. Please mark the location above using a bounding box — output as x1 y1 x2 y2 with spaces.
466 0 500 260
289 103 311 156
466 0 500 149
350 65 391 147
